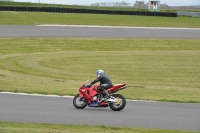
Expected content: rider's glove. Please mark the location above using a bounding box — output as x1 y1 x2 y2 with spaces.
85 84 92 88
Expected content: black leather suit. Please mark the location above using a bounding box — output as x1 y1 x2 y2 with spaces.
90 72 113 92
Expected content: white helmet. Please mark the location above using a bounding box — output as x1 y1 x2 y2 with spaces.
96 70 104 76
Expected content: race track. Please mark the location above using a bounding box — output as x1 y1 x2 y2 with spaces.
0 25 200 38
0 25 200 131
0 93 200 131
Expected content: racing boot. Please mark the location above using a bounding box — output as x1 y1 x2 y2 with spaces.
98 94 104 102
102 89 110 99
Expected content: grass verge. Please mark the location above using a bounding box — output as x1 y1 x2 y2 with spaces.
0 11 200 27
0 38 200 103
0 122 195 133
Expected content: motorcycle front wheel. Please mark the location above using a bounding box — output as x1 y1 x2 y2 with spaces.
109 94 126 111
73 94 88 109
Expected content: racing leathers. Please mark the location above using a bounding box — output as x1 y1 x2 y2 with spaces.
89 72 113 98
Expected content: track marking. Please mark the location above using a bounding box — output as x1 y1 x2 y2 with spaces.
35 24 200 30
0 92 73 98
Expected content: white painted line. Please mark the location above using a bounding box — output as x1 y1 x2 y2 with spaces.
0 92 157 102
0 92 73 98
35 24 200 30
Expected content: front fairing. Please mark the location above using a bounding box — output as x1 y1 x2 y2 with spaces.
79 85 99 103
78 85 85 98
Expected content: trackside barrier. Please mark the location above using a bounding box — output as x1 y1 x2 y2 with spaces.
0 6 177 17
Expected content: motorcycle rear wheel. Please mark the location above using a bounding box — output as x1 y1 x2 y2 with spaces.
73 94 87 109
109 94 126 111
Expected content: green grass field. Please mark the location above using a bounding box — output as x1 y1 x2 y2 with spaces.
0 122 196 133
0 11 200 27
0 38 199 103
0 8 200 133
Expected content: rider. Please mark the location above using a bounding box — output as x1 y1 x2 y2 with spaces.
86 70 113 99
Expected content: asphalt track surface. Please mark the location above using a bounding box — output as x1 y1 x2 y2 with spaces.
0 25 200 38
0 93 200 131
0 25 200 131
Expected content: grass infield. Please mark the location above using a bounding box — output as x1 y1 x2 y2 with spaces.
0 38 199 103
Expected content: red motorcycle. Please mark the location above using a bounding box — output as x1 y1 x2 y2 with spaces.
73 80 127 111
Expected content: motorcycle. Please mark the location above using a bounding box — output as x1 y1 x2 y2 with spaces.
73 80 127 111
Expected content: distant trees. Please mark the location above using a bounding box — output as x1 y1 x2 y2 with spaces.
91 1 131 7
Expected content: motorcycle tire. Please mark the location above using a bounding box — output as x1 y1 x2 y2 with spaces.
109 94 126 111
73 94 88 109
